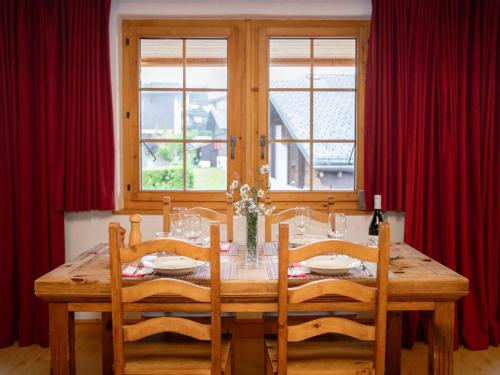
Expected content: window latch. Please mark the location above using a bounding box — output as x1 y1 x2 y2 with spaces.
260 135 266 160
230 135 237 160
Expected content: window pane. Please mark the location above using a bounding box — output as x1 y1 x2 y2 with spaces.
140 39 183 88
313 39 356 89
269 142 310 191
269 92 310 140
141 91 182 140
186 92 227 140
313 142 355 190
313 92 355 140
186 143 227 190
270 39 310 88
186 39 227 89
141 142 184 190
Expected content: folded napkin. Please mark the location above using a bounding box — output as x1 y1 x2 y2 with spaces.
220 243 232 252
288 264 310 278
122 263 154 278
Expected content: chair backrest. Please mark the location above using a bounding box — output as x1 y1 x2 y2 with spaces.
277 222 390 375
264 197 335 242
163 196 234 242
109 222 222 375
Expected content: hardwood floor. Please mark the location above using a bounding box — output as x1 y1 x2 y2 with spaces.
0 322 499 374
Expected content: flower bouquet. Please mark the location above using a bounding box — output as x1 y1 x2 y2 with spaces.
227 164 275 263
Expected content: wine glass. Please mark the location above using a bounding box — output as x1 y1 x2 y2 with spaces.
155 231 171 257
172 207 187 238
294 207 311 236
328 213 347 240
184 214 202 242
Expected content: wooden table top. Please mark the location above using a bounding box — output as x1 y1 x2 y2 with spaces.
35 242 468 308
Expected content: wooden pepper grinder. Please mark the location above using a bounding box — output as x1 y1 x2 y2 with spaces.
128 214 142 247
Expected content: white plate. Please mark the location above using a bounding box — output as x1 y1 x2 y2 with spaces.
300 255 362 275
143 255 206 276
290 234 327 247
156 235 208 246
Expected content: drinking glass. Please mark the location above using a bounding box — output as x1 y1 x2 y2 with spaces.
155 231 171 256
328 213 347 240
184 214 202 242
294 207 311 235
172 207 187 237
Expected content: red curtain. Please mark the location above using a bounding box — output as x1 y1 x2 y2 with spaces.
365 0 500 349
0 0 114 347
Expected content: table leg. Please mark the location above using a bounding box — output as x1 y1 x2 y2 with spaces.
49 302 75 375
428 302 454 375
101 312 114 375
386 311 402 375
232 313 265 375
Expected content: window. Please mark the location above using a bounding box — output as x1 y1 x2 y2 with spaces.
122 20 368 211
268 38 356 191
140 38 228 191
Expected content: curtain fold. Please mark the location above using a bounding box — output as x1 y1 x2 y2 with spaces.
365 0 500 349
0 0 114 347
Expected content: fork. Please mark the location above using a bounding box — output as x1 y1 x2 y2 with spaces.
361 264 373 277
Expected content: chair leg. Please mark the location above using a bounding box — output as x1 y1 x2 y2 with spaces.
264 347 274 375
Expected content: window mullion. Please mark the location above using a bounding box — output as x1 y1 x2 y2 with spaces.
309 38 314 192
182 39 187 191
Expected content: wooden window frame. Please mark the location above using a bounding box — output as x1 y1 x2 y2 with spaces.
120 20 368 213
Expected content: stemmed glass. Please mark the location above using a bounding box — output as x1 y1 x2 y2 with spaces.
294 207 311 236
184 214 202 243
172 207 187 238
328 213 347 240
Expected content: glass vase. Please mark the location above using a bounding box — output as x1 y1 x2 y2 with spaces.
246 212 258 265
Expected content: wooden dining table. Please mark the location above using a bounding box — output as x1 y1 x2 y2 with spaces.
35 241 468 375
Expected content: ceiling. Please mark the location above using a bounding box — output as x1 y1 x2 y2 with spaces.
115 0 372 18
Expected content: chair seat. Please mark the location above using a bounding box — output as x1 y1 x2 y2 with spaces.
124 337 231 375
265 337 374 375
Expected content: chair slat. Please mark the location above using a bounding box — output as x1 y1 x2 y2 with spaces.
289 240 379 263
123 317 211 342
120 238 210 263
163 196 234 242
288 279 377 304
265 206 330 242
122 278 211 303
187 207 227 223
287 317 376 342
162 197 171 232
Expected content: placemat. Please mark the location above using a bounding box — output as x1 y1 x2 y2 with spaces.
124 259 237 281
221 242 239 256
264 257 383 280
263 241 402 260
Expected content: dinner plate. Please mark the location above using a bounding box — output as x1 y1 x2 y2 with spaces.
142 255 206 276
300 255 362 275
155 234 208 246
289 234 327 247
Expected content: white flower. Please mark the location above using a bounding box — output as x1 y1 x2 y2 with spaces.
259 164 270 174
257 189 265 198
240 184 250 195
231 180 239 190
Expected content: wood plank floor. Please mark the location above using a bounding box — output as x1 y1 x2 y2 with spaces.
0 322 499 374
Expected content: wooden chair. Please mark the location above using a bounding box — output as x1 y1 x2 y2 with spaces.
264 197 335 242
109 222 231 375
265 222 390 374
163 196 234 242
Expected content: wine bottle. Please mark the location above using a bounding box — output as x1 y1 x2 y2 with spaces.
368 195 383 247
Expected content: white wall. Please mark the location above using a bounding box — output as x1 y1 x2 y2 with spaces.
65 0 378 261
